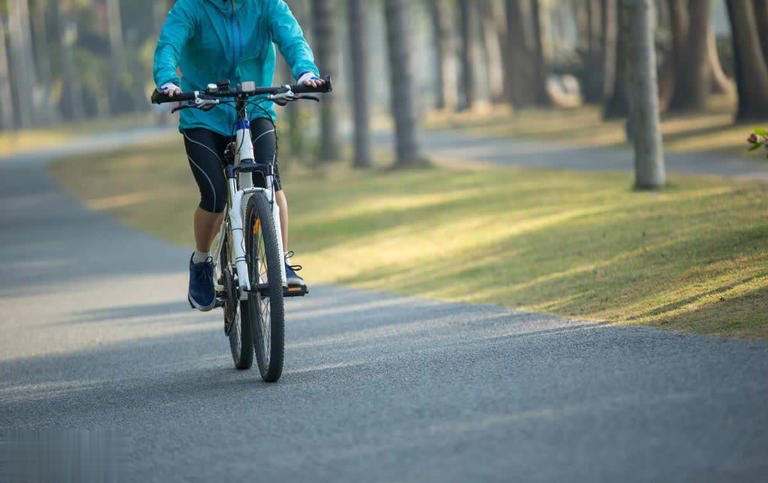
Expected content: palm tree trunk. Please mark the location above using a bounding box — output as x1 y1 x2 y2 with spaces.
313 0 340 161
428 0 458 111
0 18 15 130
348 0 371 168
505 0 538 107
31 0 56 122
603 2 629 119
56 1 85 121
599 0 618 101
384 0 423 167
478 0 505 104
457 0 478 110
625 0 665 189
8 0 37 128
752 0 768 65
707 22 733 95
668 0 710 111
530 0 550 105
726 0 768 121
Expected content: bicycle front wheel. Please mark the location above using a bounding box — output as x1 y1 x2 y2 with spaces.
244 192 285 382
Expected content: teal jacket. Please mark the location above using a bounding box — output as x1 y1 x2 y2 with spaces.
154 0 319 136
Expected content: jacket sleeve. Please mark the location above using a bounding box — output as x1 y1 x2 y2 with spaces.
153 0 196 87
268 0 320 80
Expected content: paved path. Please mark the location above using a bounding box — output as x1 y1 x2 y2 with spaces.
403 129 768 180
1 133 767 482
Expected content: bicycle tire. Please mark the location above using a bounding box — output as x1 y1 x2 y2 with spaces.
244 192 285 382
222 226 254 370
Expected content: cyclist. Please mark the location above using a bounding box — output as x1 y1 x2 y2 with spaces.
153 0 326 311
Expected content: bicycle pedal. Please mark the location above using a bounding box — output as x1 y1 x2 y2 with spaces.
283 285 309 297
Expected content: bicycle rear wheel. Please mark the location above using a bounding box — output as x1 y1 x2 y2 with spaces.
244 193 285 382
222 226 254 370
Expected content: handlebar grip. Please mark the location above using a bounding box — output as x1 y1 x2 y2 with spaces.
151 89 196 104
291 75 333 94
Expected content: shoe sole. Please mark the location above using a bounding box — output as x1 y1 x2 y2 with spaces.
188 294 216 312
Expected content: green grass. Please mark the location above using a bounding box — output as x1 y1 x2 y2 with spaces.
424 95 767 158
0 112 157 157
50 139 768 339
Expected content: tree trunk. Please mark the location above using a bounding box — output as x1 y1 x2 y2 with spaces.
478 0 505 104
530 0 550 105
603 2 629 119
599 0 618 101
457 0 478 110
313 0 340 161
285 0 307 157
726 0 768 121
505 0 538 107
752 0 768 65
348 0 371 168
626 0 665 189
428 0 458 110
384 0 423 167
584 0 607 103
707 22 733 95
0 18 15 130
56 1 85 121
106 0 126 113
668 0 710 111
8 0 37 128
31 0 56 123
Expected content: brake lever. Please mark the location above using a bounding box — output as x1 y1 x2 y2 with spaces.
296 95 320 102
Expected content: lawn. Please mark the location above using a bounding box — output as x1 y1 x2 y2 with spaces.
0 112 158 157
424 95 767 157
50 139 768 339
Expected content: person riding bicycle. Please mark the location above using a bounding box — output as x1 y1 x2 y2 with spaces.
153 0 326 311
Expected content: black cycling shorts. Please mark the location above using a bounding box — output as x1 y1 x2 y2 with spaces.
182 118 281 214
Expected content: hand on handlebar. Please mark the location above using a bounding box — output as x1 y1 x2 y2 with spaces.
158 82 182 98
297 72 326 89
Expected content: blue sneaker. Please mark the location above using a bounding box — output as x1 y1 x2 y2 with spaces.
188 254 216 311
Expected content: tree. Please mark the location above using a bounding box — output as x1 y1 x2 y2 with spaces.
55 0 85 121
625 0 665 189
384 0 423 167
312 0 340 161
667 0 711 111
707 22 733 95
504 0 538 107
726 0 768 121
8 0 37 128
603 2 629 119
428 0 458 111
457 0 478 110
752 0 768 65
478 0 505 104
0 13 15 130
348 0 371 168
599 0 618 101
31 0 57 122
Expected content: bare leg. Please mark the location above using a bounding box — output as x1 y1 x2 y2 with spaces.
276 190 289 254
194 207 225 253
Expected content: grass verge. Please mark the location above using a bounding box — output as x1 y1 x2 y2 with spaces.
50 139 768 339
424 96 767 158
0 113 157 157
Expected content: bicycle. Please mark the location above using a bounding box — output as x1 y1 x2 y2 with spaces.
151 76 332 382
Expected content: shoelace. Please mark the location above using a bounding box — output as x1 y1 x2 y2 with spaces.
195 257 215 283
285 251 303 272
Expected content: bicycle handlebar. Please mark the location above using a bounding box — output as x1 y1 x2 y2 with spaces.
150 75 332 104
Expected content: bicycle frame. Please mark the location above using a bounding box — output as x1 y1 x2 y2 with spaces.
211 100 287 300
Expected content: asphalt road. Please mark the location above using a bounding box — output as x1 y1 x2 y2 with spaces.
1 132 767 482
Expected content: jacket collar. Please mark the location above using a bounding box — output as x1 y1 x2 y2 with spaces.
204 0 246 13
